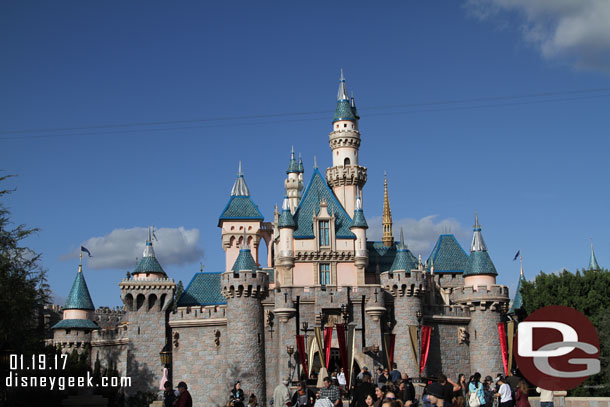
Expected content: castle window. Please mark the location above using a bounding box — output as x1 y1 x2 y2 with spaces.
344 157 350 166
319 264 330 285
319 221 330 246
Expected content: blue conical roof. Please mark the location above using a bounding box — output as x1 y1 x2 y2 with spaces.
509 272 525 314
350 196 368 229
426 234 468 273
333 71 357 123
278 197 296 228
133 229 166 276
464 214 498 277
64 266 95 310
389 229 417 272
231 248 259 274
464 251 498 276
287 148 299 174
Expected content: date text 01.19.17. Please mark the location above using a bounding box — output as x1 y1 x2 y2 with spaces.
9 354 68 371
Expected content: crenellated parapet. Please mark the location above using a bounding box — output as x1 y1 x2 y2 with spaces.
450 284 509 310
94 306 126 329
169 305 227 328
221 270 269 299
329 133 361 154
326 165 367 188
119 277 175 312
91 324 129 346
380 270 428 297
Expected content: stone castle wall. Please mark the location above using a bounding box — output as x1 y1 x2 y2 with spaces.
170 305 229 406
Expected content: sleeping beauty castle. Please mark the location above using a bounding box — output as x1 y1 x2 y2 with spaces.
51 72 519 405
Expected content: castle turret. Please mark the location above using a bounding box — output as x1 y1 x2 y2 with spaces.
453 213 508 376
326 70 367 217
222 242 269 404
52 259 99 353
350 194 369 279
219 162 265 272
382 174 394 247
285 147 303 213
380 229 425 377
278 197 296 279
119 230 175 394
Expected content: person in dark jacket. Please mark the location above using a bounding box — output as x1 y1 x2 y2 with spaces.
397 379 416 405
176 382 193 407
292 381 315 407
163 381 177 407
352 374 376 407
231 381 246 407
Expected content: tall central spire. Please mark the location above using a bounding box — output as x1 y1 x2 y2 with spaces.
143 226 156 258
382 173 394 247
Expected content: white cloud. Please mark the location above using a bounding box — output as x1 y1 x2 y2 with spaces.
63 227 204 270
465 0 610 72
367 215 470 257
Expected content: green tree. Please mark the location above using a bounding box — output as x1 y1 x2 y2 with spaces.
520 268 610 396
0 175 51 354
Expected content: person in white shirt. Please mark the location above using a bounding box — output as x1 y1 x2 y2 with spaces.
337 368 347 390
536 387 555 407
494 377 513 407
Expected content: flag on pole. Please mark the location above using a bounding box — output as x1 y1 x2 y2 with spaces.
81 246 92 257
513 250 520 261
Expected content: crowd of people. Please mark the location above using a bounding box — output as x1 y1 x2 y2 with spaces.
165 365 558 407
268 365 559 407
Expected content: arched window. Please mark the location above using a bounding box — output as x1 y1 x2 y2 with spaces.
344 157 350 166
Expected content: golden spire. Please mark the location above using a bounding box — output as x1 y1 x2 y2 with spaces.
382 172 394 247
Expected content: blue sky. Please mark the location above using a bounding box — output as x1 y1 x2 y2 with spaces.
1 1 609 307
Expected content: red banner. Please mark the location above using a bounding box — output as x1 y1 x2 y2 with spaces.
324 327 333 370
296 335 309 380
419 326 431 374
498 322 509 376
336 324 348 382
383 334 396 368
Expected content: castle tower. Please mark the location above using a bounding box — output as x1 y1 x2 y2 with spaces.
221 243 269 404
119 229 175 393
509 256 525 315
380 229 423 377
326 70 367 217
285 147 303 214
589 239 600 270
455 213 508 376
219 162 265 272
350 194 369 283
277 197 296 285
52 259 99 353
382 175 394 247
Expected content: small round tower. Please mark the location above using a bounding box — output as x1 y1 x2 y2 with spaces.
326 70 367 217
453 214 509 376
52 258 99 354
379 229 425 377
221 243 269 405
285 147 303 214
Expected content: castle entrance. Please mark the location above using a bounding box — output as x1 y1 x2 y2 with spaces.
310 348 361 382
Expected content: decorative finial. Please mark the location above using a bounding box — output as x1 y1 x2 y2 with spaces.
399 227 405 249
313 156 318 169
470 212 487 252
340 68 345 82
238 160 243 176
589 238 600 270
